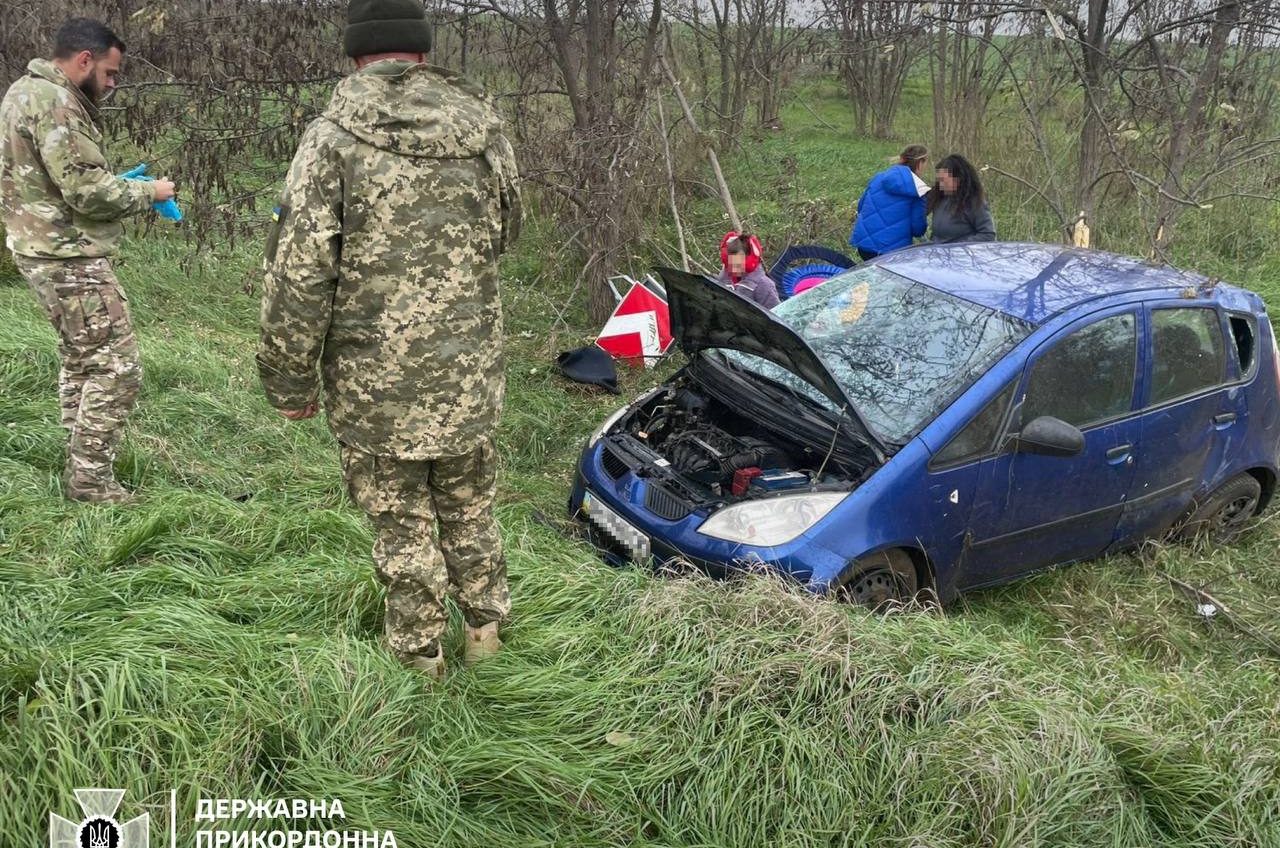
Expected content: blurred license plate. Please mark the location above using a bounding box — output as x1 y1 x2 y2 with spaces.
582 491 651 562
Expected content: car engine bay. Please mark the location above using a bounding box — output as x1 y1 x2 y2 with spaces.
597 376 875 511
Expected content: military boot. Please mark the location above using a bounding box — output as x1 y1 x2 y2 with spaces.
464 622 502 666
399 648 446 681
63 470 134 505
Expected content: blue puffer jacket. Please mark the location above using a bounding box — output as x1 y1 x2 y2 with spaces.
850 164 928 255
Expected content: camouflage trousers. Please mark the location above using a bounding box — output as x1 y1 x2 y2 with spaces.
341 437 510 657
15 255 142 491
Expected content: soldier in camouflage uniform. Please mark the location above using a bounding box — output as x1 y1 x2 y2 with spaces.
0 18 177 504
258 0 521 680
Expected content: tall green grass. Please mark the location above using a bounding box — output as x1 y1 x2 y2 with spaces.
2 83 1280 847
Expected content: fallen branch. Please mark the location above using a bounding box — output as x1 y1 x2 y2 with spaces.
1162 572 1280 659
796 97 840 132
654 96 690 272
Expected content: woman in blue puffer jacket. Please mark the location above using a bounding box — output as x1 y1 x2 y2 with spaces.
850 144 930 261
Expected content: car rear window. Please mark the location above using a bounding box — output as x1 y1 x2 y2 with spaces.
1150 307 1226 404
1229 314 1256 378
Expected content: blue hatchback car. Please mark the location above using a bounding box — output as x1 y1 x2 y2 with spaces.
568 243 1280 607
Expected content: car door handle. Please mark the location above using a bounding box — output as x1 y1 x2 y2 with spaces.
1105 444 1133 464
1213 412 1237 426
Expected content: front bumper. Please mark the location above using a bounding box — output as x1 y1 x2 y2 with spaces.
568 443 847 586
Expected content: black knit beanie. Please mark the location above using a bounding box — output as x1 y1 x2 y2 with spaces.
344 0 432 58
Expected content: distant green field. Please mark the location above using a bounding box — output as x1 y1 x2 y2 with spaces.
2 82 1279 847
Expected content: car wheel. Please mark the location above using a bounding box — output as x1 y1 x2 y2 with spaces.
835 549 919 610
1174 474 1262 545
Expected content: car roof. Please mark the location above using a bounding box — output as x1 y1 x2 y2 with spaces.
874 242 1236 326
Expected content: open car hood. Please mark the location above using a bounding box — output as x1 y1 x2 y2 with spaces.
656 267 887 461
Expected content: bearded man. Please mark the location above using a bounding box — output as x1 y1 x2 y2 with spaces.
0 17 178 503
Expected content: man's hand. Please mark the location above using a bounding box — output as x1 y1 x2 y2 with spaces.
152 179 177 202
279 402 318 420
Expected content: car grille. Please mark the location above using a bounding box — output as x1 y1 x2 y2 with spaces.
601 446 630 479
645 483 692 521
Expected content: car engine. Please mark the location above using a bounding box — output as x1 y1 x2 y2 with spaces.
611 386 862 501
662 428 791 486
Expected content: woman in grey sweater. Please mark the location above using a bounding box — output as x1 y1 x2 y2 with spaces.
928 154 996 243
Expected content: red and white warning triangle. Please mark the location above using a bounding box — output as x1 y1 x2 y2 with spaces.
596 281 673 367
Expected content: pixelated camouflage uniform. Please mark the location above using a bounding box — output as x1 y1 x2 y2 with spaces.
258 59 521 658
0 59 157 499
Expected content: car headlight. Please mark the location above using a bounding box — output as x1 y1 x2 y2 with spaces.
588 404 631 448
697 492 846 546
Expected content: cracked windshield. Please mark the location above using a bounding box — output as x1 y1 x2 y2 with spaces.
723 266 1030 444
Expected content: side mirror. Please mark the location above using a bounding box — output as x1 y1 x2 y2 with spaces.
1014 415 1085 457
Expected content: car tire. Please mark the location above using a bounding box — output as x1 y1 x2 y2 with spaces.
834 549 919 610
1172 473 1262 545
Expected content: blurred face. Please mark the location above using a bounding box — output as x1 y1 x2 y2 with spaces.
937 167 959 194
64 47 123 104
728 251 746 276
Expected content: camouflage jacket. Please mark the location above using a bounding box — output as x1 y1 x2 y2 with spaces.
258 60 521 459
0 59 156 259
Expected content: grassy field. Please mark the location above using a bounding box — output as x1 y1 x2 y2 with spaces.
3 83 1280 847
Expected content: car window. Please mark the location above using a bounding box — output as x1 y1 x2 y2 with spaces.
932 379 1017 467
1023 313 1136 428
1229 314 1256 379
1150 308 1225 404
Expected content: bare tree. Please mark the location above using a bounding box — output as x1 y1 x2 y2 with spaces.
452 1 665 322
742 0 816 129
1122 0 1280 251
822 0 926 138
925 0 1014 154
668 0 815 143
927 0 1280 253
1032 0 1280 250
